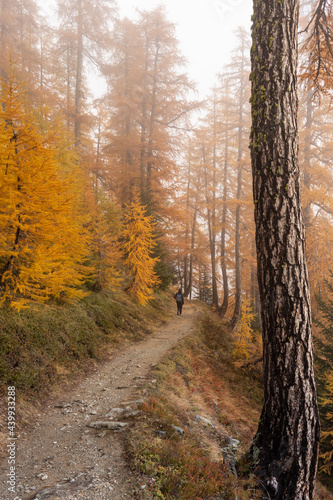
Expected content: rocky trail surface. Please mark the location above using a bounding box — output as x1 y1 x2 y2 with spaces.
0 302 199 500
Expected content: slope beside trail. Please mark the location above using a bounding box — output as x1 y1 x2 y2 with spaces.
0 302 199 500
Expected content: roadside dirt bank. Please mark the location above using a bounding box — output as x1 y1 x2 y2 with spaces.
0 302 199 500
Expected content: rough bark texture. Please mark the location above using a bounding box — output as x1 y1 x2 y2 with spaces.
250 1 320 498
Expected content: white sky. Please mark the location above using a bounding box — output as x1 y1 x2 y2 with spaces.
37 0 253 98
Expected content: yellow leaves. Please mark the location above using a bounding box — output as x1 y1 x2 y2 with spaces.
0 74 91 308
122 193 160 305
233 298 262 361
320 370 333 474
88 192 123 292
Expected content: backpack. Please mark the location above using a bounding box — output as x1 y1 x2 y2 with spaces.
176 292 183 303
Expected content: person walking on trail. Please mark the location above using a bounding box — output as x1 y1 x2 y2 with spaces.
174 288 184 316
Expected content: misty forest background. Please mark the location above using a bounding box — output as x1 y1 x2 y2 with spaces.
1 0 333 483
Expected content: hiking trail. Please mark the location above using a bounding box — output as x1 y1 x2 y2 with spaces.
0 302 199 500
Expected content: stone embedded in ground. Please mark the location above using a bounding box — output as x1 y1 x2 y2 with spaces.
230 438 240 449
121 399 144 406
86 421 129 430
155 430 167 438
194 415 214 427
54 403 72 409
171 424 185 435
36 473 48 481
105 408 126 418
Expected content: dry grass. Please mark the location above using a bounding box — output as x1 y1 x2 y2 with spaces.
126 308 333 499
0 289 173 458
126 309 264 499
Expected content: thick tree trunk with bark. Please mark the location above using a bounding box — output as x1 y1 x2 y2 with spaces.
249 0 320 498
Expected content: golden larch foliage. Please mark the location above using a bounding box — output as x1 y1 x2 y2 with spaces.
233 299 262 361
122 193 160 305
0 75 91 308
87 190 123 291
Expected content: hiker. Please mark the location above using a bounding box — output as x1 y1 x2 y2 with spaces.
174 288 184 316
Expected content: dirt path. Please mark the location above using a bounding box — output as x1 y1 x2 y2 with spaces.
0 302 198 500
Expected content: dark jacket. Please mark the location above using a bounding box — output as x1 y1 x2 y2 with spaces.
174 291 184 305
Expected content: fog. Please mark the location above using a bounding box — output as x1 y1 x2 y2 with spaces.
37 0 252 97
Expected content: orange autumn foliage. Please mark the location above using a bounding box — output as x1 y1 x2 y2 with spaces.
122 193 160 305
0 75 91 308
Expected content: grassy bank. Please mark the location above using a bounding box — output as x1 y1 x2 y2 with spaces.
126 309 332 499
126 310 263 499
0 290 173 443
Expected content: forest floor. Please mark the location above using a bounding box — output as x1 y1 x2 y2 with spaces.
0 302 198 500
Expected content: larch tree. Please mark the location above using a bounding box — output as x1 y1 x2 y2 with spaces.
228 28 251 330
200 124 219 309
87 190 123 292
298 83 333 305
103 18 144 206
122 192 160 305
217 75 232 318
0 74 91 308
182 141 202 298
175 137 203 298
136 7 197 212
56 0 117 144
0 0 41 93
104 9 197 216
249 0 320 498
298 4 333 307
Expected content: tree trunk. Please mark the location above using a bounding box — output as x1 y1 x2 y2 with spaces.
1 0 8 84
303 86 314 231
184 160 192 296
74 0 83 145
220 96 229 318
185 170 200 298
211 91 219 309
230 37 246 330
0 131 21 284
249 1 320 498
203 143 218 309
146 37 160 211
140 33 149 204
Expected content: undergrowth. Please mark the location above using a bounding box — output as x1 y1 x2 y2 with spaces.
126 309 332 499
0 290 171 398
126 309 264 499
